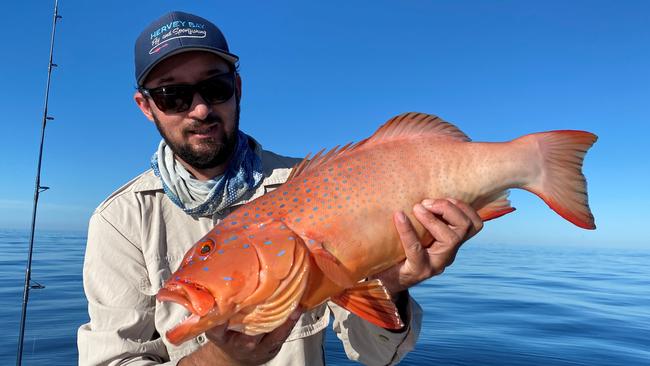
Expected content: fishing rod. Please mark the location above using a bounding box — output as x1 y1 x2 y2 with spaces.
16 1 62 365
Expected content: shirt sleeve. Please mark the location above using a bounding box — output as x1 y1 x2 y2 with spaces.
329 295 423 366
77 213 176 366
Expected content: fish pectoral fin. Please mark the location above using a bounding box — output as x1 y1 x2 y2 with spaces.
331 278 404 330
308 243 356 288
475 190 516 221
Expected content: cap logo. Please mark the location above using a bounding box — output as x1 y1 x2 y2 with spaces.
149 20 208 55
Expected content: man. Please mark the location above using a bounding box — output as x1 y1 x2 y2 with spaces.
78 11 483 366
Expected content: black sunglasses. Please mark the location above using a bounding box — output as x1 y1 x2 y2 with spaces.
139 72 236 113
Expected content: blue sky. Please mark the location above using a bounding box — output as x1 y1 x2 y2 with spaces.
1 1 648 247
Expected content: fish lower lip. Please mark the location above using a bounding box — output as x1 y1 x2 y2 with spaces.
157 284 216 317
157 288 198 314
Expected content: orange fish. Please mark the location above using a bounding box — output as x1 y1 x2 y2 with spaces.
157 112 597 345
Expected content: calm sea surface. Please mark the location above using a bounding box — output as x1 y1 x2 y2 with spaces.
1 229 648 365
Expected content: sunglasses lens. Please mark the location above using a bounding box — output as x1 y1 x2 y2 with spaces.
149 86 194 113
198 74 235 104
144 73 235 113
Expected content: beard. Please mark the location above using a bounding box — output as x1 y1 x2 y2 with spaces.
152 103 240 170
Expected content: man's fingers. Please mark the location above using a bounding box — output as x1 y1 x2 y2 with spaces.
421 199 473 243
446 198 484 238
393 211 427 266
413 203 460 247
205 322 228 343
259 307 302 352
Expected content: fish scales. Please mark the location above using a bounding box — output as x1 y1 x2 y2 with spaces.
157 112 597 345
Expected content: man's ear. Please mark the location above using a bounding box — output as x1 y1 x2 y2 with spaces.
134 91 155 122
235 73 242 102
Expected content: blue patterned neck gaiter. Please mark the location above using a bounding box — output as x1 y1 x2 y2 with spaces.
151 131 264 218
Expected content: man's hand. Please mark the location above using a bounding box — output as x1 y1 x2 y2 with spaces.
375 198 483 296
179 308 302 366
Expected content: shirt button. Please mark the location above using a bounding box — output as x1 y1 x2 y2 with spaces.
197 335 206 344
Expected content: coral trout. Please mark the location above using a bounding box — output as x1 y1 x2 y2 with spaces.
157 112 597 345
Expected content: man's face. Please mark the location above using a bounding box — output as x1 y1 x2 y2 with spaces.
136 51 241 170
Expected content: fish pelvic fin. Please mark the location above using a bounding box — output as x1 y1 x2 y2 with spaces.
331 278 404 330
522 130 597 229
286 112 469 181
475 190 517 221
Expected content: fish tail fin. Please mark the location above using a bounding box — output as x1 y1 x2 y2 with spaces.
522 130 597 229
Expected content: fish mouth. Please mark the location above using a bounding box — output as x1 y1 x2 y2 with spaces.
157 282 216 317
157 282 227 345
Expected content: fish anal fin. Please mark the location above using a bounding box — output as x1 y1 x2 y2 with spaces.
308 242 356 289
475 191 516 221
331 279 404 330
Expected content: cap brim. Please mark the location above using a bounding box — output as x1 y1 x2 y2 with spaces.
137 47 239 86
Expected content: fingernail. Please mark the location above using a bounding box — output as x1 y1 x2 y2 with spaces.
396 211 407 223
414 203 427 213
447 198 458 204
422 199 434 208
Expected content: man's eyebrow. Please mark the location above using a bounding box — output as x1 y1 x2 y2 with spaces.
150 67 230 86
155 76 176 85
203 67 231 76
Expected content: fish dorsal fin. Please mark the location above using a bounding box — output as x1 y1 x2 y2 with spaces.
286 112 470 180
369 112 471 143
331 278 404 330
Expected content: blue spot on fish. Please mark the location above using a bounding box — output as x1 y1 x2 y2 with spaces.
243 244 250 249
295 218 301 222
313 206 318 211
218 249 224 254
277 250 286 257
283 191 288 195
324 178 329 182
223 277 233 281
255 214 260 218
306 189 312 193
308 239 315 245
231 221 237 225
248 235 255 239
230 235 238 241
268 212 273 216
203 267 209 271
175 276 180 281
293 198 299 202
280 204 285 208
264 240 273 245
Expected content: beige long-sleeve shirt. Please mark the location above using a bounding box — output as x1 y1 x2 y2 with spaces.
78 148 422 366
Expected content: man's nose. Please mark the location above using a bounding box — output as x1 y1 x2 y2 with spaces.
186 92 210 120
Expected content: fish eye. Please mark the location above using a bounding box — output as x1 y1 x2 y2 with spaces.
198 240 213 255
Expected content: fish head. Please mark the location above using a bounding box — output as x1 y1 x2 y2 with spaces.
157 218 310 345
157 225 261 344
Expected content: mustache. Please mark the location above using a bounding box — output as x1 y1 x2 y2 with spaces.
188 114 222 128
186 115 223 133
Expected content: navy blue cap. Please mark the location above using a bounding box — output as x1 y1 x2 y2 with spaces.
134 11 239 86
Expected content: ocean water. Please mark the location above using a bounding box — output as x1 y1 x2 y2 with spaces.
1 229 648 365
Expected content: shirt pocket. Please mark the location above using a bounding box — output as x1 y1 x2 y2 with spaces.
286 304 330 342
264 183 283 194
